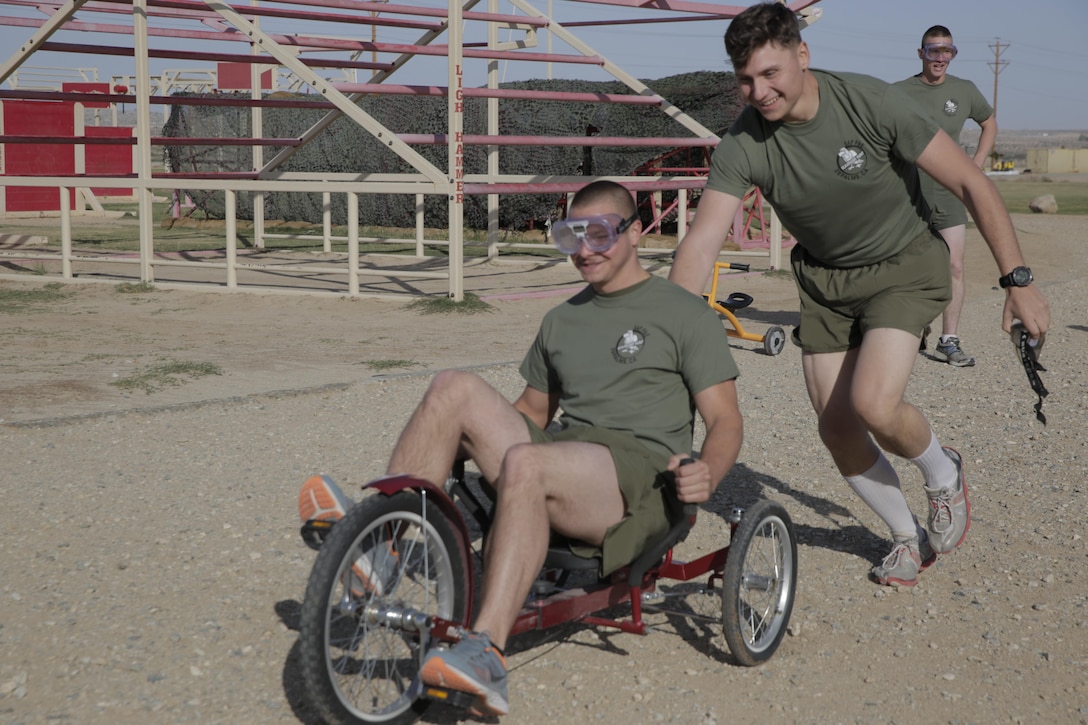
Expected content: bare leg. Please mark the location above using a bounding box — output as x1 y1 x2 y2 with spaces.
802 328 932 475
473 441 625 649
385 369 532 486
938 224 967 337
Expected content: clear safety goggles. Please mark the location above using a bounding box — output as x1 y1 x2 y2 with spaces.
922 43 958 61
550 212 639 255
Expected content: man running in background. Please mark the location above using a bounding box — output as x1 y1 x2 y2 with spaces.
895 25 998 367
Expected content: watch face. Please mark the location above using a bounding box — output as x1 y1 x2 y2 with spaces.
1012 267 1033 286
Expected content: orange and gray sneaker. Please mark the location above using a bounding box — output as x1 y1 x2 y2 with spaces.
421 630 509 717
871 533 936 587
924 447 971 554
299 474 354 524
298 474 396 596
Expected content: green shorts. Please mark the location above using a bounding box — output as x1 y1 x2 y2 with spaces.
790 230 951 353
523 415 683 576
928 186 968 229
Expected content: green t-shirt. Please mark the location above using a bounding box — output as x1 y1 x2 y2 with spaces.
893 74 994 221
520 275 739 460
706 70 940 267
892 74 993 142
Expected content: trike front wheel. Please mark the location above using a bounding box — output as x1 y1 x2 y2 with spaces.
299 490 470 724
721 499 797 666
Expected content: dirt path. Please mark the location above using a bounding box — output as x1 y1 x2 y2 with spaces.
1 213 1086 724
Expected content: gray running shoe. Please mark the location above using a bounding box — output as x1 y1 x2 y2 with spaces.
924 447 971 554
934 336 976 367
421 630 509 716
871 534 936 587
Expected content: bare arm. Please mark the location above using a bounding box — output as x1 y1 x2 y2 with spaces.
668 379 743 504
513 385 558 431
973 114 998 169
916 130 1050 337
668 188 745 295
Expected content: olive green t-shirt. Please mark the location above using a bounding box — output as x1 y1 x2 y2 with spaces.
707 70 940 267
519 275 739 460
893 74 994 223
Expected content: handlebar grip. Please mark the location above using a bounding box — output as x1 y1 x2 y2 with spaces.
678 457 698 516
731 263 750 272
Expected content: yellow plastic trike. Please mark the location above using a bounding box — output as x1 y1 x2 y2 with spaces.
704 262 787 356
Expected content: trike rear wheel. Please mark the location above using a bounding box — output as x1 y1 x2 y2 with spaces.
299 490 470 725
721 499 797 665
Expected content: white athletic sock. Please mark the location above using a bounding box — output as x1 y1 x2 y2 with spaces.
845 453 922 540
911 431 957 490
940 334 958 344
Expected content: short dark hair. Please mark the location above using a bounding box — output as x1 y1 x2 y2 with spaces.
921 25 953 45
570 180 637 218
724 2 802 70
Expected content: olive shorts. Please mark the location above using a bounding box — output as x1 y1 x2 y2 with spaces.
522 415 683 576
928 186 969 229
790 229 952 353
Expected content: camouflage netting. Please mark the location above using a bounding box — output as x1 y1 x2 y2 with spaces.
161 71 742 230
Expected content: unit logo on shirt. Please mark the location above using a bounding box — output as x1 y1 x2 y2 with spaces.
835 141 868 179
613 326 647 363
942 98 959 117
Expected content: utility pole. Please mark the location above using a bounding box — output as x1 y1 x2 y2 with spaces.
988 38 1010 121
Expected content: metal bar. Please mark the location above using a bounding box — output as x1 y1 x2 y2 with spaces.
331 82 662 104
399 134 716 147
133 0 155 283
446 0 463 301
39 40 393 72
0 135 301 146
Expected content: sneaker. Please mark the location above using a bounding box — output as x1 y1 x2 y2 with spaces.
918 324 930 353
420 630 509 717
924 447 971 554
871 534 936 587
299 474 353 524
298 475 397 596
934 336 976 367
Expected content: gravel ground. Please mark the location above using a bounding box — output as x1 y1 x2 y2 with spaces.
1 213 1087 724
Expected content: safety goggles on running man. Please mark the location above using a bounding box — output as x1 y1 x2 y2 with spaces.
921 43 957 60
550 212 639 255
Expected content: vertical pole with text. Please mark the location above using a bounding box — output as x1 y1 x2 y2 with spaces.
447 0 465 300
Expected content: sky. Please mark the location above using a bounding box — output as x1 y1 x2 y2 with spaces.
1 0 1086 130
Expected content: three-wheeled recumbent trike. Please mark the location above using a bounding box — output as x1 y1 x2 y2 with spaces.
296 460 797 724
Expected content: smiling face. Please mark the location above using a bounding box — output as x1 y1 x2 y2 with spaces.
565 198 645 294
919 32 955 85
734 40 817 124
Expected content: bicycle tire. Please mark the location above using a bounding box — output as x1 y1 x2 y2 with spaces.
721 499 797 666
299 490 470 724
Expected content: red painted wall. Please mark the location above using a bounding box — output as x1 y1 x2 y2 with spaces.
2 100 76 212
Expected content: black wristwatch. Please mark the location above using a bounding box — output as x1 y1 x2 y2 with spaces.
999 266 1033 288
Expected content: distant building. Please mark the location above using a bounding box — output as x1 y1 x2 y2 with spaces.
1025 148 1085 173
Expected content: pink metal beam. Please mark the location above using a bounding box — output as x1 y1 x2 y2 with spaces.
463 179 708 195
0 89 335 108
566 0 820 18
1 14 603 65
138 0 444 32
248 0 549 27
42 40 393 71
399 134 716 147
333 82 662 105
0 135 302 145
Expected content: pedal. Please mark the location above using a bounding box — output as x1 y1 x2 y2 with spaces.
422 685 479 710
299 519 335 551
